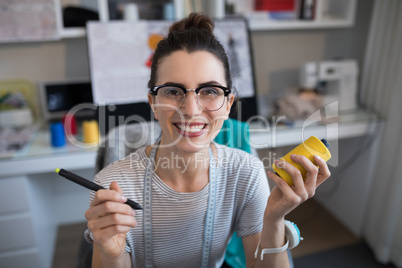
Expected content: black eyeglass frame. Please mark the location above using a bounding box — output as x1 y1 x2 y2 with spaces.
149 84 232 96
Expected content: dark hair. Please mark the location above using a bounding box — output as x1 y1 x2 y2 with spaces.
147 13 232 90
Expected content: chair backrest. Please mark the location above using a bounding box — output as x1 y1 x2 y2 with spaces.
95 121 161 173
214 118 250 268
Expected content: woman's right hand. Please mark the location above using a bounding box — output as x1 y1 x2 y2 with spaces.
85 181 137 259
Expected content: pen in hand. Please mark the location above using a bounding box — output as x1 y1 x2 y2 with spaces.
55 168 143 210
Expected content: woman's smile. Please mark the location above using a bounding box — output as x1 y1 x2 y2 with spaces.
173 122 208 137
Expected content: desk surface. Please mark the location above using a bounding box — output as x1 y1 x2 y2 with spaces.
0 128 98 177
0 109 380 177
248 108 379 148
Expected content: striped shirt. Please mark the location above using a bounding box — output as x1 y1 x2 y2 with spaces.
90 143 270 268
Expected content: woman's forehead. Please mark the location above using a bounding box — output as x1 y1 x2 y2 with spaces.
156 50 226 86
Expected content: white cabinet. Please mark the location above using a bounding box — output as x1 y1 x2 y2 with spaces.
0 215 36 252
0 177 41 268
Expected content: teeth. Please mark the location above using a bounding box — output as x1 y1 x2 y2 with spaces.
176 124 205 133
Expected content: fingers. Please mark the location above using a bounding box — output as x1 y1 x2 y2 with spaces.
110 181 124 195
85 180 137 229
267 170 308 216
90 183 127 208
88 213 137 234
289 154 318 196
89 213 137 244
267 170 295 198
85 200 135 220
274 154 329 199
314 155 332 187
275 158 309 201
290 154 319 181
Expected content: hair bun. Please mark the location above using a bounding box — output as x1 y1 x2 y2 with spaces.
169 12 214 35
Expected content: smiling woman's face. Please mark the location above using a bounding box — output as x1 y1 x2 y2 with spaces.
148 50 234 154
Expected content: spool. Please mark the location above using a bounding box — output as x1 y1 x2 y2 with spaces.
50 122 66 147
62 114 77 136
272 136 331 186
82 120 99 144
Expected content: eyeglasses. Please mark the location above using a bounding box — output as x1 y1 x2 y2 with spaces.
149 84 231 111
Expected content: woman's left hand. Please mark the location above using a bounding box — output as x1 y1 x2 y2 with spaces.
265 154 331 221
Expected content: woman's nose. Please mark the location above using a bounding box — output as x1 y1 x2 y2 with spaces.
180 92 202 115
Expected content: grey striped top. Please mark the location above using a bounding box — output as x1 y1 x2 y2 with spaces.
91 143 270 268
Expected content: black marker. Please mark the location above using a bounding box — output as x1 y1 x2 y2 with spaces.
55 168 143 210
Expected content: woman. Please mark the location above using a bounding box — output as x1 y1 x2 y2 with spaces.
84 13 331 268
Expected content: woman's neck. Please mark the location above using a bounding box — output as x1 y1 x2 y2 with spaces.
146 143 215 193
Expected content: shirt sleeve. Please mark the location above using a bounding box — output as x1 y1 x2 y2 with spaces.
234 163 270 237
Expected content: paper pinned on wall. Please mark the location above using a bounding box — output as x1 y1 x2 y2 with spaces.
87 19 255 105
214 20 255 99
87 21 153 105
0 0 59 42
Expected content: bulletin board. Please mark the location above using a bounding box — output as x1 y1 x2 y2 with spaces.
0 0 59 42
87 18 258 122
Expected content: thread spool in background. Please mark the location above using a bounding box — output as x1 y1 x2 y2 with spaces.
62 114 77 136
272 136 331 186
82 120 99 144
50 122 66 147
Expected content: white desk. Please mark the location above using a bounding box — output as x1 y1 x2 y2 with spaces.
0 130 98 268
0 109 381 268
248 108 379 148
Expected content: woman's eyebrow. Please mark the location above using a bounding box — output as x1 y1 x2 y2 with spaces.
198 81 222 87
162 81 185 87
161 81 223 87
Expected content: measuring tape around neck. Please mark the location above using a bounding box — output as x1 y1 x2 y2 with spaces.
143 144 218 268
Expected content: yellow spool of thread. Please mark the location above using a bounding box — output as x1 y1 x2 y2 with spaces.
272 136 331 186
82 120 99 144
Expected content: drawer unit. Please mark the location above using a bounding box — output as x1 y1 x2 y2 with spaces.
0 214 36 252
0 176 40 267
0 177 29 214
0 248 40 268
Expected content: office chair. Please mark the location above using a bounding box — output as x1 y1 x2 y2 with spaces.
76 119 293 268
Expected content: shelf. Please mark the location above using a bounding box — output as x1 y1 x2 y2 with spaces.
248 109 380 149
59 27 87 38
56 0 356 38
248 18 354 31
57 17 354 39
245 0 357 31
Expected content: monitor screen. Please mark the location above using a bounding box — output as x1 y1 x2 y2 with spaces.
40 80 94 120
46 82 93 112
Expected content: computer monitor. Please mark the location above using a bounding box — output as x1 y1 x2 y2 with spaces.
39 79 95 120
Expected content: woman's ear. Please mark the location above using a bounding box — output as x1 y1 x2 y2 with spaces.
225 94 235 116
148 93 158 120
